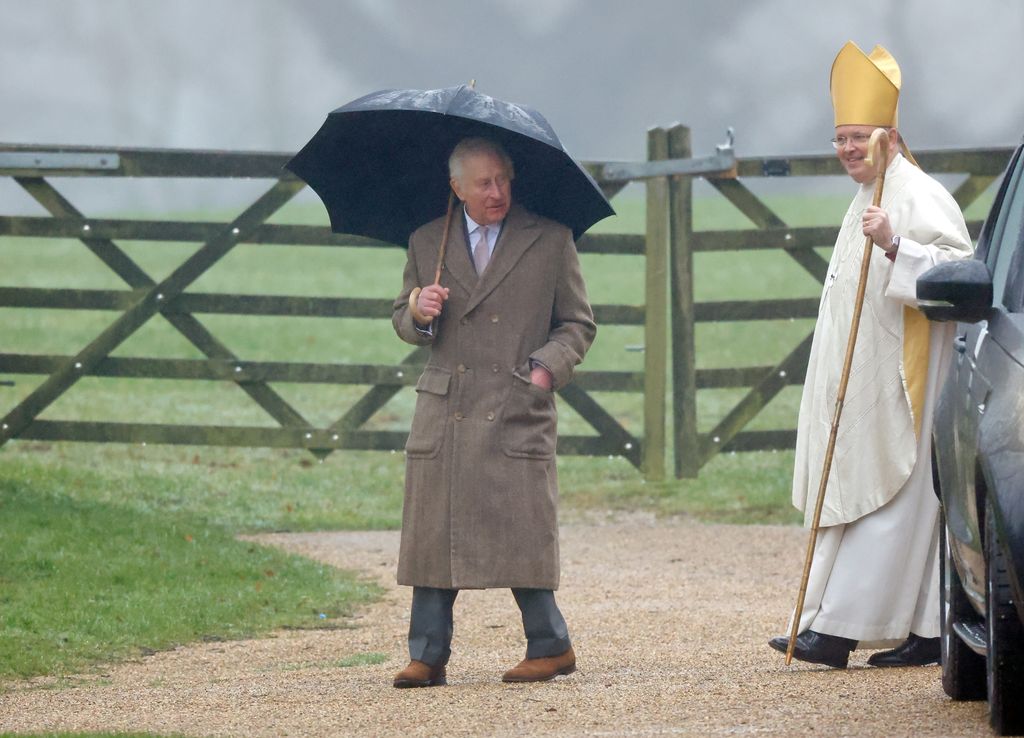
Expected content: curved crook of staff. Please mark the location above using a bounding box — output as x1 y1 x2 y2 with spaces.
785 127 891 665
408 188 458 326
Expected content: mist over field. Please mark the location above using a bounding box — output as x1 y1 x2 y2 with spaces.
3 0 1022 212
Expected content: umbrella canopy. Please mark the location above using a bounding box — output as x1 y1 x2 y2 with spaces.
286 85 614 246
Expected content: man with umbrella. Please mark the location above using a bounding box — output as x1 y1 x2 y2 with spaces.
390 136 595 687
288 85 609 687
768 42 972 668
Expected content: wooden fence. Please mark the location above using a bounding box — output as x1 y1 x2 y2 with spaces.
0 142 673 479
0 134 1014 480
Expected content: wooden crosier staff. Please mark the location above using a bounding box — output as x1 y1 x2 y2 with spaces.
786 127 891 665
407 188 457 325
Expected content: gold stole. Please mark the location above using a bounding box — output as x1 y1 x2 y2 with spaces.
903 305 930 437
898 145 930 436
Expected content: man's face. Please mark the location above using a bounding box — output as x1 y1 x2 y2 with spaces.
450 150 512 225
834 124 898 184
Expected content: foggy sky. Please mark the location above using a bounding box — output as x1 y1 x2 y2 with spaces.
2 0 1022 212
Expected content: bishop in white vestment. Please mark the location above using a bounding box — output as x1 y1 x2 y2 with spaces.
769 41 972 669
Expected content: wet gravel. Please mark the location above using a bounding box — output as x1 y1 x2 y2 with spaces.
0 514 991 737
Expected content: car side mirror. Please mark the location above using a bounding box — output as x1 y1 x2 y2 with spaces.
916 259 994 324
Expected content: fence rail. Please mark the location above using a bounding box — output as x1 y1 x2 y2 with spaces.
0 142 668 477
1 137 1015 480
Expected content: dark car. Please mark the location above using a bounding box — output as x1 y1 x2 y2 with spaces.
918 139 1024 736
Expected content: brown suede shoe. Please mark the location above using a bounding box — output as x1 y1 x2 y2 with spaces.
501 647 576 683
393 660 447 688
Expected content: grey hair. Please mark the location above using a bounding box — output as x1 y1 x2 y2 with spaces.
448 137 515 183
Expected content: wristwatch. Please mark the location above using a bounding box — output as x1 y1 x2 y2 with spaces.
890 234 901 253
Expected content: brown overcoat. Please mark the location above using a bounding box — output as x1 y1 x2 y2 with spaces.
392 203 596 590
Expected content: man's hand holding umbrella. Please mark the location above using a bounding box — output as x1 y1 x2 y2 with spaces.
412 283 450 325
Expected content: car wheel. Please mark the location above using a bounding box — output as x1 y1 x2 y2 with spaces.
986 503 1024 735
941 514 986 700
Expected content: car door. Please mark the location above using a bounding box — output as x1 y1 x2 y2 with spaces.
979 180 1024 607
946 145 1024 599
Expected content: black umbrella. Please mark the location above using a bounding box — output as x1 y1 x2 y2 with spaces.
285 84 614 246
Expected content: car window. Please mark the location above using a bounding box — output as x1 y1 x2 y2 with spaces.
1002 231 1024 313
977 148 1022 263
988 153 1024 308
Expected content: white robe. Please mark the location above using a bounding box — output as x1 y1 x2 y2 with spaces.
795 317 945 645
791 153 972 645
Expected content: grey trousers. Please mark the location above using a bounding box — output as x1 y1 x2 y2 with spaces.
408 586 571 667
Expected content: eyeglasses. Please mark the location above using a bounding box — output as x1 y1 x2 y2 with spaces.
831 133 873 150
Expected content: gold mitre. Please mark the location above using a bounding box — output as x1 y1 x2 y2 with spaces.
830 41 900 127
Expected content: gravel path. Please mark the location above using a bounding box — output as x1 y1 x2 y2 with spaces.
0 514 991 737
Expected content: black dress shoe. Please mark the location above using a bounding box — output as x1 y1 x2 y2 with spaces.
768 630 858 669
867 633 940 667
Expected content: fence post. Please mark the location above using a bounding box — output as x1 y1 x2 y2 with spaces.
667 124 699 478
642 128 669 481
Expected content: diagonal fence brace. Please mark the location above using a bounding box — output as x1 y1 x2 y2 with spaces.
13 177 316 434
697 331 814 464
557 383 642 468
0 178 303 447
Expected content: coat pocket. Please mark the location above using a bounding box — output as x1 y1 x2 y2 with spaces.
501 376 557 459
405 366 451 458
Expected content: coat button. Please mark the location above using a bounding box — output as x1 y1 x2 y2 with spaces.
460 317 469 326
490 315 499 323
492 364 500 373
486 411 495 421
454 412 464 421
457 364 466 373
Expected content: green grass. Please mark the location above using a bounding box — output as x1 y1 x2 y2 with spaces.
0 444 404 532
336 651 389 667
558 448 800 524
0 460 379 680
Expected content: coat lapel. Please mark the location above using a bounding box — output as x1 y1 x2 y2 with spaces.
440 215 476 295
463 204 541 315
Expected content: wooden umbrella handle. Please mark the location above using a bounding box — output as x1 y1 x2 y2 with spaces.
407 288 430 325
785 128 891 664
408 189 458 325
